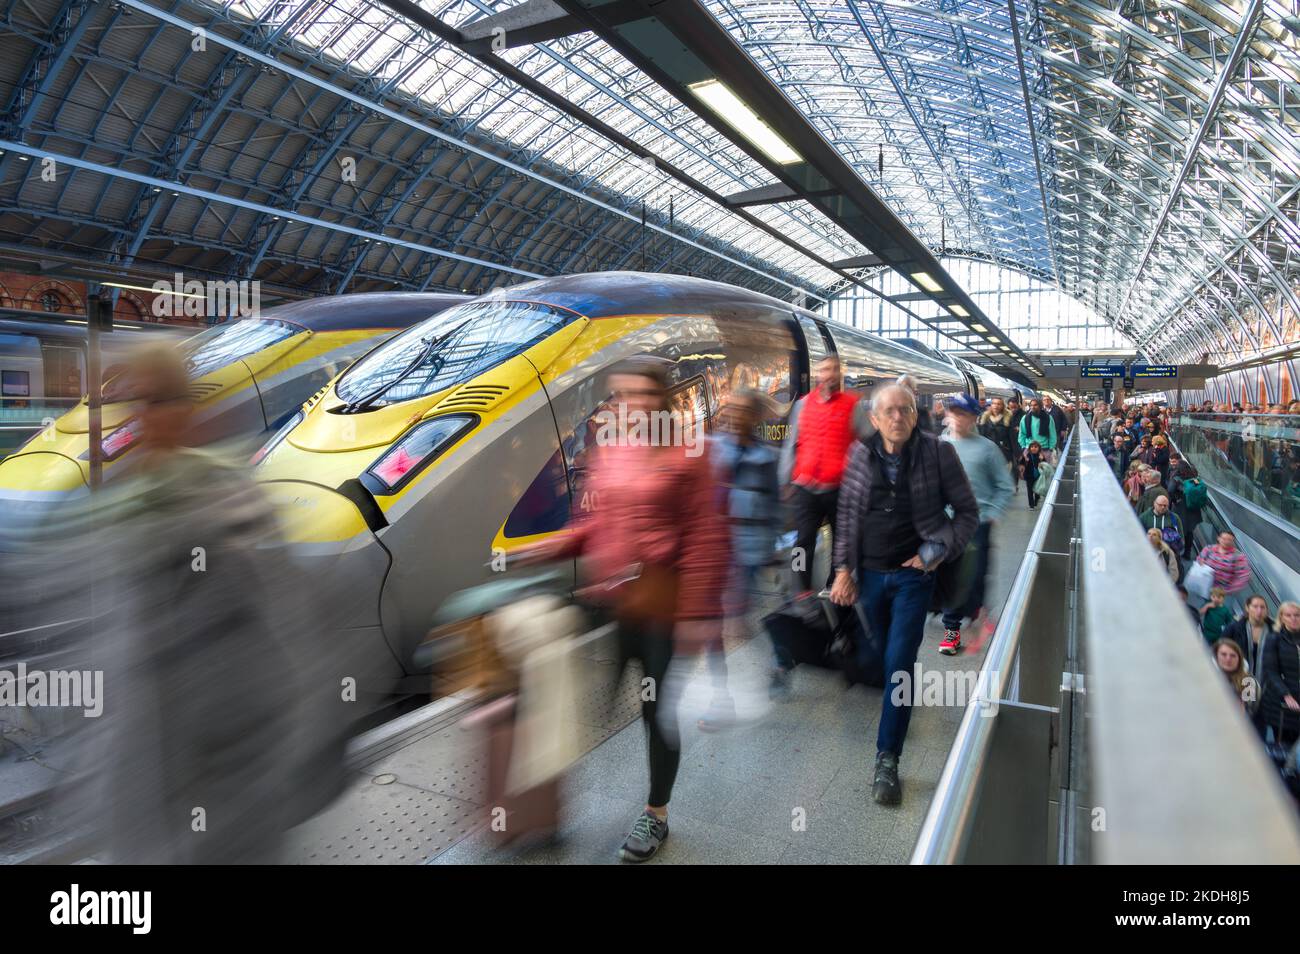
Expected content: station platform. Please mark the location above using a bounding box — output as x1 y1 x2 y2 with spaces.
284 487 1041 865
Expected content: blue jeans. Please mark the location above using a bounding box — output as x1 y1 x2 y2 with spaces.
941 521 992 631
858 566 936 758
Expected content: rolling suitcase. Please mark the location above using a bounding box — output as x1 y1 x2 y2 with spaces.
462 694 562 846
763 593 885 688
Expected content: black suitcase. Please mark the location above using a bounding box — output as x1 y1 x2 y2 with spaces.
763 594 885 688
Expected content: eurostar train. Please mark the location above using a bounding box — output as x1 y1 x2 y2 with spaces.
252 272 999 691
897 337 1036 404
0 292 466 510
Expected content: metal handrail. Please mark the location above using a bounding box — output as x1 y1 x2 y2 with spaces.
910 425 1077 864
1076 419 1300 863
913 419 1300 863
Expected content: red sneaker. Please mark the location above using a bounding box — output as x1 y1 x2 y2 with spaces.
938 629 961 655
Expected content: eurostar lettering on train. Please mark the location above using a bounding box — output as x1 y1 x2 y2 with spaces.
0 292 466 523
252 272 1033 693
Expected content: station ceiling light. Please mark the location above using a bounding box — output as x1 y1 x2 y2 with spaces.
687 80 802 165
910 271 943 293
950 304 969 317
970 323 987 332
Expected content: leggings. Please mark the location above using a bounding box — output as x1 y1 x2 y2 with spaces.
615 619 679 808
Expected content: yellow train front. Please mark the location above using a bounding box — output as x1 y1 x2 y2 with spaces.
253 272 969 693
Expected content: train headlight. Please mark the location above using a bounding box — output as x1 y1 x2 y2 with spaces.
251 410 304 467
359 414 476 496
79 417 142 462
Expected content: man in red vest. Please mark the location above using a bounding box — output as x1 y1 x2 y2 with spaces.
779 355 860 592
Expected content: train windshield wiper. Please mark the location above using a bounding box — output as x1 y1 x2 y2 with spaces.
342 318 473 414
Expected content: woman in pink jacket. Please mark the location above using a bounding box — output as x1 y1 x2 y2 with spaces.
517 357 730 862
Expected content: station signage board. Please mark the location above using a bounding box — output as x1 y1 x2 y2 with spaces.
1131 364 1178 378
1080 365 1125 378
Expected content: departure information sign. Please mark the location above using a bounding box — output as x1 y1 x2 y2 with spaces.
1132 364 1178 378
1080 365 1125 378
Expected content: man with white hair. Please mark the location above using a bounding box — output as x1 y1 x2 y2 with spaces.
831 383 979 806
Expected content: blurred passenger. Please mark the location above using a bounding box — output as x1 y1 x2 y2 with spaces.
701 389 780 732
1017 398 1057 463
1020 440 1047 510
71 344 345 863
1259 602 1300 748
831 384 978 806
514 357 728 862
938 395 1012 655
1006 398 1025 489
1199 587 1234 644
1223 594 1271 672
1196 531 1251 599
1146 527 1180 584
779 356 859 593
977 397 1017 483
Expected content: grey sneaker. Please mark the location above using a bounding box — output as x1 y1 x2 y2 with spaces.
619 810 669 862
872 751 901 806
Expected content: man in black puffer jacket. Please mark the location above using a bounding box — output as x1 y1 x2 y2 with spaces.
830 384 978 807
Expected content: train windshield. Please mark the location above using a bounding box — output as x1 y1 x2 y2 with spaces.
334 300 574 408
100 318 302 403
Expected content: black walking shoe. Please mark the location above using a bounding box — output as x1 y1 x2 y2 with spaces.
619 810 669 862
872 751 901 806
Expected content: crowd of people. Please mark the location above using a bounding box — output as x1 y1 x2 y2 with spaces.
519 355 1073 860
1174 399 1300 523
1101 398 1300 781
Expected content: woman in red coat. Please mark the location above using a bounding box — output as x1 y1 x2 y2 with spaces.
517 357 730 862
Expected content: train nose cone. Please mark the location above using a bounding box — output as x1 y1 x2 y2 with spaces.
0 451 89 535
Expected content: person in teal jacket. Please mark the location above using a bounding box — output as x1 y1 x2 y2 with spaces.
1017 398 1058 453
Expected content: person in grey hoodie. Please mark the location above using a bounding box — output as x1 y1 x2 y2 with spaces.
937 394 1014 655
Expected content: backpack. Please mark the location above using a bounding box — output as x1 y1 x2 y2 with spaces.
1158 519 1182 550
1183 477 1208 509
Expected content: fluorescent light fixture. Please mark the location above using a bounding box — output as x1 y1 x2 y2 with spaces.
688 80 802 165
999 345 1012 352
970 323 987 332
910 271 943 293
950 304 969 317
984 335 998 343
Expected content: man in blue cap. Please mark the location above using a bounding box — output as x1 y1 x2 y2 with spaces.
937 393 1013 655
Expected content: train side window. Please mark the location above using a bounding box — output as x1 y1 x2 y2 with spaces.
502 447 571 539
2 370 31 397
504 374 712 539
